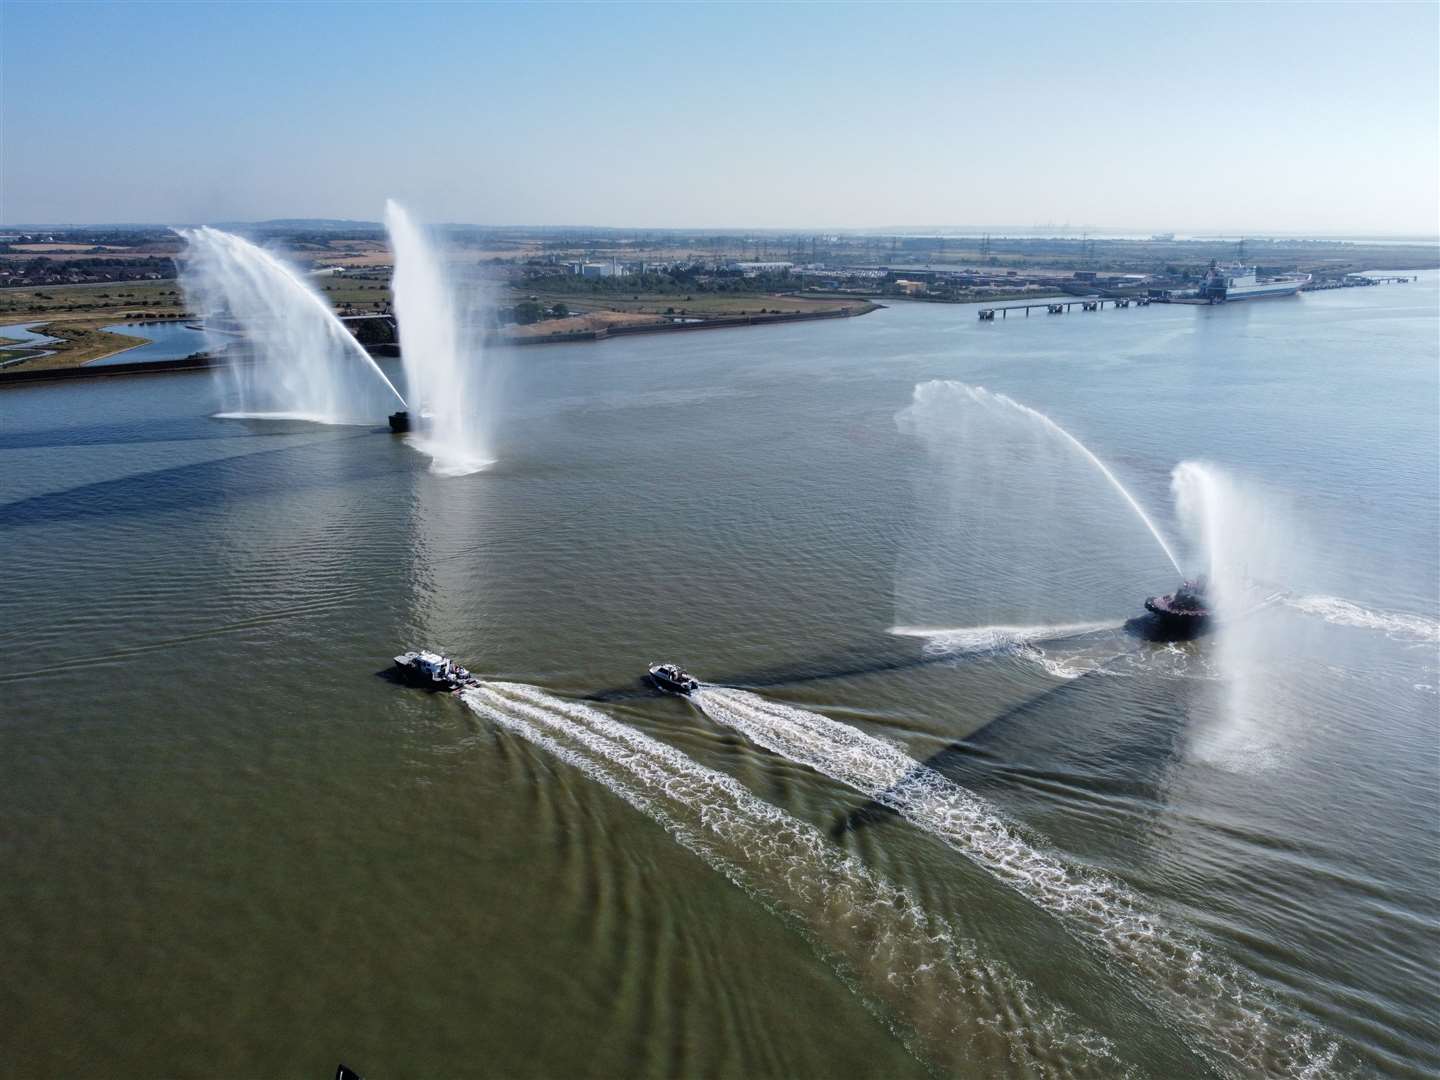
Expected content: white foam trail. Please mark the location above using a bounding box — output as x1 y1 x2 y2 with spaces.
179 228 406 423
461 682 1122 1078
891 621 1119 656
691 686 1340 1079
891 622 1124 679
1011 644 1095 681
1287 595 1440 644
385 201 496 476
211 410 355 425
904 382 1183 576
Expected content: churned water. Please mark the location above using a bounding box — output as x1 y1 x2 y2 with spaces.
1 275 1435 1077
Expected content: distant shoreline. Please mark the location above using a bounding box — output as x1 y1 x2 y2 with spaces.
492 302 878 346
0 302 880 386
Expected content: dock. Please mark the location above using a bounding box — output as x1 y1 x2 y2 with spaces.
1302 274 1419 292
977 296 1151 320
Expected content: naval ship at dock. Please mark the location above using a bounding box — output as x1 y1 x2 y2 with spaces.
1197 261 1310 302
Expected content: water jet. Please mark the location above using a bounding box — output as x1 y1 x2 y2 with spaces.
177 227 406 423
384 200 496 475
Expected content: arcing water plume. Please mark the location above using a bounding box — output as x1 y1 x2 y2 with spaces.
384 200 495 475
461 682 1125 1079
177 227 406 423
902 382 1182 577
690 686 1341 1079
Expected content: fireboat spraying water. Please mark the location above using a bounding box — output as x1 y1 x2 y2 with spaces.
1143 577 1213 640
387 408 433 434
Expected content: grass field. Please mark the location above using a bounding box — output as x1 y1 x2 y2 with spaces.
27 324 151 369
314 279 394 309
0 280 194 369
510 288 868 319
0 280 187 319
0 320 152 370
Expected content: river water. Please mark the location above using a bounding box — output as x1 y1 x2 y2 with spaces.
1 277 1436 1078
89 320 211 365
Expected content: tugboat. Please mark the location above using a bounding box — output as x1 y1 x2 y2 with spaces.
1143 578 1212 639
388 409 434 435
647 662 700 695
393 649 479 692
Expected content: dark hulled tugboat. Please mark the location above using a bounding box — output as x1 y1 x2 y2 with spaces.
388 408 433 434
1143 578 1212 640
647 662 700 695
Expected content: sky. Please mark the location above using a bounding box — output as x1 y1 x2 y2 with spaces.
2 1 1437 235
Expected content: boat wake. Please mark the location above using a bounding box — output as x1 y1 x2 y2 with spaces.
212 410 354 425
460 681 1122 1078
890 622 1123 679
1286 595 1440 644
690 686 1342 1079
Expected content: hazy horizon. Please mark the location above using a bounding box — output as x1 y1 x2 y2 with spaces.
3 1 1437 235
3 219 1438 242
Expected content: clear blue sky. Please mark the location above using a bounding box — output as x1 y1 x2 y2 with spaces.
3 1 1436 234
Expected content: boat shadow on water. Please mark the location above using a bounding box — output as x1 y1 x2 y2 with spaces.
0 416 330 453
577 615 1199 838
828 663 1195 840
585 614 1183 704
0 432 393 530
584 639 969 703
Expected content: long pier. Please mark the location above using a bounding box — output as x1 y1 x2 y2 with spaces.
977 296 1151 320
1302 274 1419 291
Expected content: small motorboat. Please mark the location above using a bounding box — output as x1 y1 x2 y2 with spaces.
647 662 700 695
1143 578 1212 639
393 649 478 692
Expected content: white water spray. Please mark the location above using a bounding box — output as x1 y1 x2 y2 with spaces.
178 227 405 423
384 201 495 475
461 682 1121 1078
1171 461 1320 768
689 685 1340 1078
903 382 1183 577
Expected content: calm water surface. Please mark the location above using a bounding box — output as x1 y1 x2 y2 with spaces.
1 278 1436 1078
90 320 210 365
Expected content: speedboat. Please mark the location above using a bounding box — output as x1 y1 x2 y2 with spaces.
647 662 699 695
393 649 478 692
1143 579 1211 640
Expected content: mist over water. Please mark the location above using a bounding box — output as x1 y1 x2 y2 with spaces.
385 201 496 475
177 227 406 423
1171 461 1327 769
